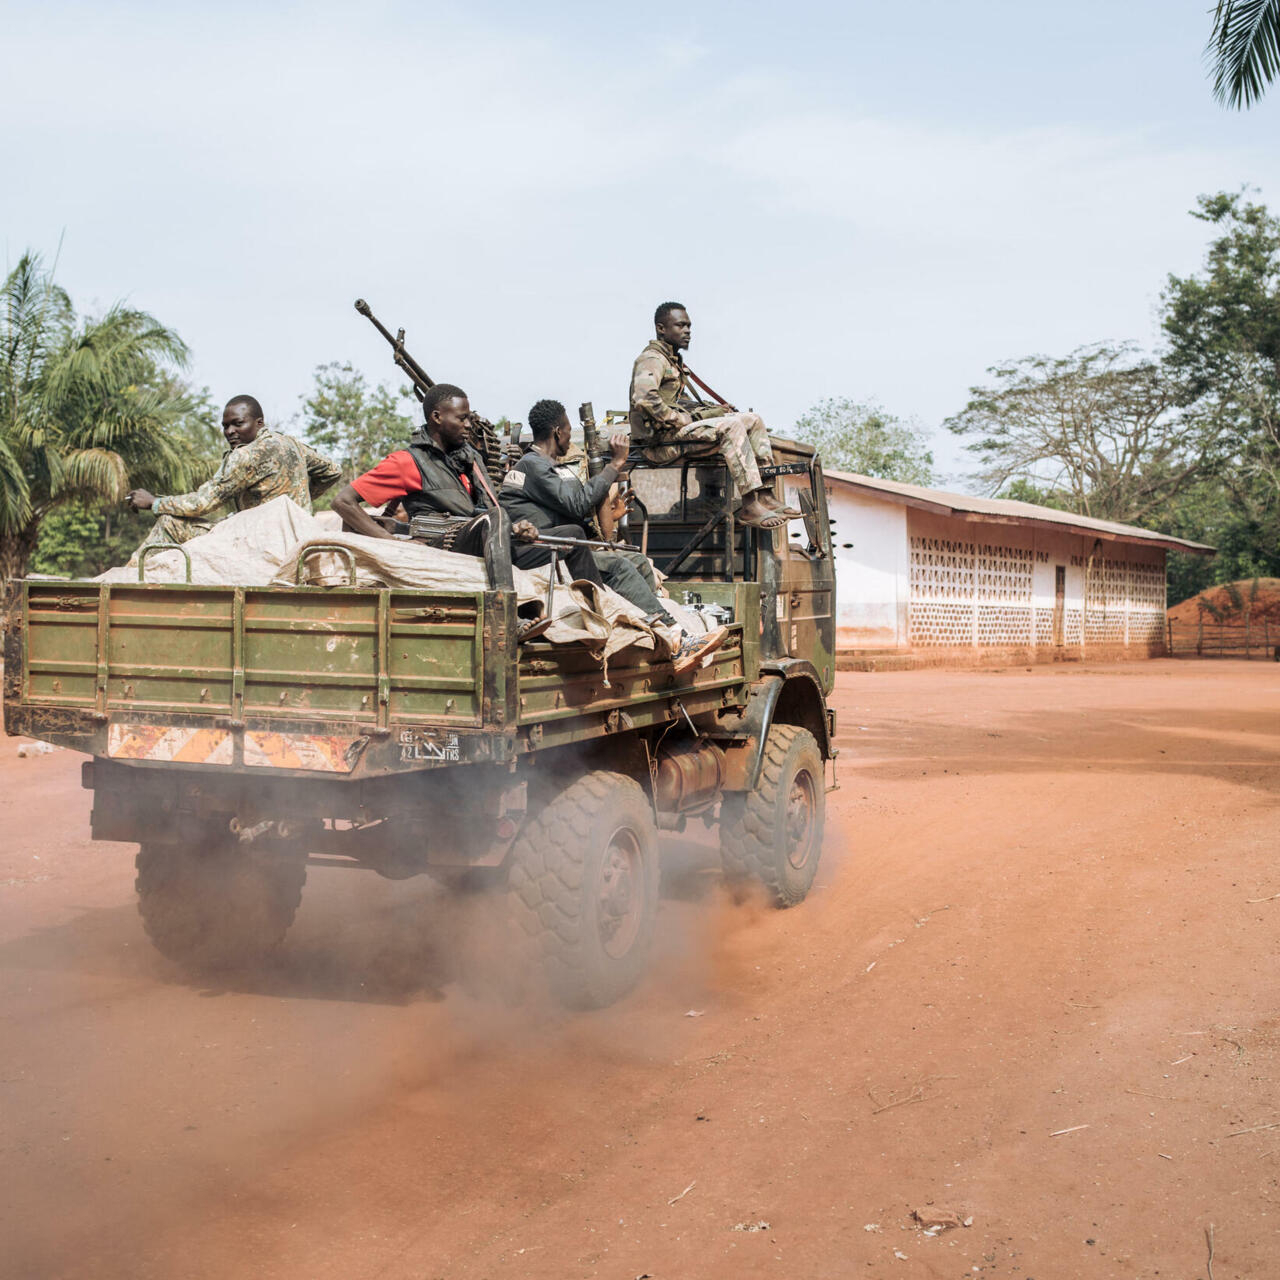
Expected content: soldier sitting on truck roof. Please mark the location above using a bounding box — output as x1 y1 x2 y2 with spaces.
629 302 802 531
501 398 726 670
127 395 343 549
330 384 603 640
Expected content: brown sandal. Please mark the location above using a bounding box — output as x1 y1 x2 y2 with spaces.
737 507 788 529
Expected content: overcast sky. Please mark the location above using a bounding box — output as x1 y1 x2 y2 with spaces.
4 0 1278 483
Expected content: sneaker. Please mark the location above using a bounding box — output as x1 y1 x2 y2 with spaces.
671 626 728 677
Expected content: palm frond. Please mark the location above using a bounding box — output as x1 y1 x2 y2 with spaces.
57 448 129 502
1209 0 1280 108
1 254 72 429
0 254 196 571
43 307 189 416
0 431 32 534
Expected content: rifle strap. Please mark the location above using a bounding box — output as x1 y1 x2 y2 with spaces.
470 456 501 508
681 362 730 407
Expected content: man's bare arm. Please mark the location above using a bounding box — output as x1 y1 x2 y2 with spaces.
331 484 394 539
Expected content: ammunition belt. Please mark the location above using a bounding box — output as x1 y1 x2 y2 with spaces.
408 513 472 551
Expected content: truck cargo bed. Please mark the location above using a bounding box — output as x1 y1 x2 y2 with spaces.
4 579 754 777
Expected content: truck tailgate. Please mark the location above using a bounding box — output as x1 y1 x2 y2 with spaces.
9 581 485 766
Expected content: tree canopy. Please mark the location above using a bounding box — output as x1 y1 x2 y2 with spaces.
793 398 933 485
943 343 1213 525
946 191 1280 605
1 252 212 583
297 361 416 501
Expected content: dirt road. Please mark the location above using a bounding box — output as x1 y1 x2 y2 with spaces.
2 661 1278 1279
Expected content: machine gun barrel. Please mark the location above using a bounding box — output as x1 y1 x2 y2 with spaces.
353 298 436 403
579 401 606 478
534 532 622 553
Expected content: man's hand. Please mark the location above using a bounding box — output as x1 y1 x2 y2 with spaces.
512 519 540 544
127 489 156 511
608 432 630 469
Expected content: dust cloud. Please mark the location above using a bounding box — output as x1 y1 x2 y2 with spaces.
2 797 794 1280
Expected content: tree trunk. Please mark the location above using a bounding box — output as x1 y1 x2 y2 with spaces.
0 525 42 592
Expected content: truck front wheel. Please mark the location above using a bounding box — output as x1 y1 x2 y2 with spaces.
135 840 306 973
719 724 825 907
507 771 660 1010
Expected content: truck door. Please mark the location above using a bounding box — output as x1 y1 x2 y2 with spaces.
777 458 836 692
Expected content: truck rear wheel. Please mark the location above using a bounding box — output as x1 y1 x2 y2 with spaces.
719 724 825 907
507 771 660 1010
135 840 306 973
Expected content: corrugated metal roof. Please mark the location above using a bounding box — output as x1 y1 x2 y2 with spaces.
819 466 1216 556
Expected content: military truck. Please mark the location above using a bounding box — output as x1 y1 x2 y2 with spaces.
3 441 837 1008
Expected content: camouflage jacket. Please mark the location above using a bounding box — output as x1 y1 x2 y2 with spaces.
628 339 727 439
152 428 341 520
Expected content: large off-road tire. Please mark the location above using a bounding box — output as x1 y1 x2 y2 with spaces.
719 724 825 907
135 841 306 974
507 771 660 1010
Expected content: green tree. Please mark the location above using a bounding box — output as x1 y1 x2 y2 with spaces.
297 362 416 502
0 252 206 584
944 343 1216 525
1208 0 1280 108
995 478 1072 509
1162 191 1280 501
793 397 934 485
30 386 221 578
1159 191 1280 599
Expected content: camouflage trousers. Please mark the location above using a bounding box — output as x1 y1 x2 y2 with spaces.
136 513 216 551
643 411 773 496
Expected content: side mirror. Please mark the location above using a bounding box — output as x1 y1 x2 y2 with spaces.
798 488 825 557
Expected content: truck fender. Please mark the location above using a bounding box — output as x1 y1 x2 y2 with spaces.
709 665 834 793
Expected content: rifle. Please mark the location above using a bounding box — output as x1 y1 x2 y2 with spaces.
353 298 434 403
532 531 628 553
354 297 505 483
578 399 632 542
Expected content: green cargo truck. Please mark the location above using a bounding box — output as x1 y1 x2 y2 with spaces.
3 444 837 1008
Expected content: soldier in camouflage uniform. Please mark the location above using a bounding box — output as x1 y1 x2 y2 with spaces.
628 302 801 530
127 395 342 549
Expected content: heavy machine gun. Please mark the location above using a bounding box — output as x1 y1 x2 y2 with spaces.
353 298 505 484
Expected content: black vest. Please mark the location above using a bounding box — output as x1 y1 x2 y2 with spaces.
401 442 485 520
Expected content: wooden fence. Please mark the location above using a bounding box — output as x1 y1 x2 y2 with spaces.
1166 618 1279 660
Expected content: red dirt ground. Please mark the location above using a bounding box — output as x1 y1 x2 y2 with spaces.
1168 577 1280 625
2 661 1279 1280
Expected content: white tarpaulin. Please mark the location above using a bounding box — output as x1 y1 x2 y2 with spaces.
97 497 693 663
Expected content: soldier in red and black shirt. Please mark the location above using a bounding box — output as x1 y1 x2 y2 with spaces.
331 384 602 586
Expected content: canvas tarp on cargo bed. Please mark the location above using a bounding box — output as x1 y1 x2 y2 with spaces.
96 497 694 662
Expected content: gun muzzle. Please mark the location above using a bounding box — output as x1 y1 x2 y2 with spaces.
354 298 371 316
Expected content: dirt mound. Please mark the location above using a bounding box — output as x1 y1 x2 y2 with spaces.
1167 577 1280 625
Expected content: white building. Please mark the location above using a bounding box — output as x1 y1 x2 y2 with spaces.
820 469 1214 659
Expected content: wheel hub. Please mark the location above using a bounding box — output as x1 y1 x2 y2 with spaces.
785 772 816 870
598 829 644 958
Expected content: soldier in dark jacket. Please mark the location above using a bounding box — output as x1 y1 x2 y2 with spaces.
500 399 671 617
501 399 726 670
330 384 602 587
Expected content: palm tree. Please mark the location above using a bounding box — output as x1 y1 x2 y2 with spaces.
0 252 206 584
1209 0 1280 108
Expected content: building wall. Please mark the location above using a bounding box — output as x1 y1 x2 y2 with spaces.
826 492 907 649
828 489 1168 657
